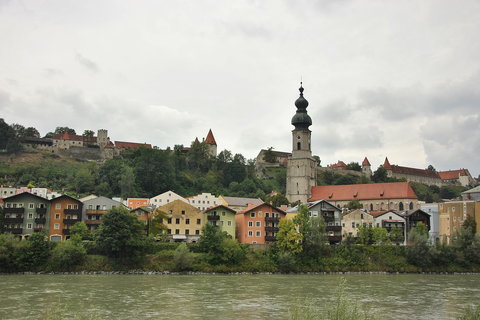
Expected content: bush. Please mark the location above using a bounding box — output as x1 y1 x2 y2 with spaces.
173 243 194 271
48 241 87 271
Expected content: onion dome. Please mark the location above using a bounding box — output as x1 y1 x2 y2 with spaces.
291 83 312 130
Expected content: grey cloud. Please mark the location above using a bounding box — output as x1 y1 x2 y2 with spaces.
44 68 63 78
0 89 11 109
75 53 99 73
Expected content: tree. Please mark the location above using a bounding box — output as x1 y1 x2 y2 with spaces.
406 222 431 268
49 240 87 271
372 227 389 244
426 165 436 172
119 166 137 199
24 127 40 138
372 167 388 183
293 205 327 259
345 200 363 210
72 168 95 194
357 225 374 245
149 209 168 237
82 130 95 137
9 123 26 137
172 243 194 271
389 226 404 244
276 219 302 254
54 127 76 135
266 193 289 207
17 231 51 270
96 206 147 260
263 147 277 163
0 119 22 153
346 162 362 172
70 221 89 242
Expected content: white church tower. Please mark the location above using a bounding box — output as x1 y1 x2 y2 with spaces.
286 83 317 204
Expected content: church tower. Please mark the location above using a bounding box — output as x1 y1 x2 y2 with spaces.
286 83 317 204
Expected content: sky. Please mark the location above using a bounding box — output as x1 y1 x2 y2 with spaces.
0 0 479 177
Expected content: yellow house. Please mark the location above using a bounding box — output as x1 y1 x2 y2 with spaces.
438 201 476 244
155 199 205 243
341 209 374 239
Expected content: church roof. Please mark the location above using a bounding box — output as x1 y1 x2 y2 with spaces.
291 83 312 130
204 129 217 145
309 182 418 202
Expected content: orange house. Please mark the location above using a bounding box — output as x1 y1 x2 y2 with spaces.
235 202 286 244
127 198 149 209
49 195 83 241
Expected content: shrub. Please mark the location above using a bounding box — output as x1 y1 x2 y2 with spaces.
173 243 194 271
49 241 87 271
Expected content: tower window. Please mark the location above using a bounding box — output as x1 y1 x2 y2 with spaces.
297 142 301 150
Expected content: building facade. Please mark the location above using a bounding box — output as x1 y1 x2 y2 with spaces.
438 201 476 244
82 196 124 231
219 196 263 211
286 83 317 204
49 195 83 241
204 205 236 239
149 190 188 208
187 193 221 211
341 209 374 239
156 199 205 242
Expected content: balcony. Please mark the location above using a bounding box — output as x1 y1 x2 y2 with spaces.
5 217 24 224
265 217 280 223
63 218 81 225
62 229 71 235
326 226 342 232
64 208 82 215
36 207 47 214
265 226 279 232
328 235 342 243
207 215 220 221
5 228 23 234
85 219 102 225
265 235 276 242
86 209 108 215
34 227 43 232
4 207 25 214
35 218 47 224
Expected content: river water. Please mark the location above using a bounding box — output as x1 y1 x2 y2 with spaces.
0 274 479 319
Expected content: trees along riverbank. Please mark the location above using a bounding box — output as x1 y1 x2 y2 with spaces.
2 206 480 273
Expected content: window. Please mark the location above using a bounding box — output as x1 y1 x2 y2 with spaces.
55 204 61 209
175 229 180 234
361 213 364 219
67 204 72 209
220 221 224 226
250 212 256 218
27 223 32 229
352 222 355 228
73 204 78 209
248 231 253 237
186 219 190 225
88 205 93 209
181 210 186 215
54 223 60 230
175 218 180 224
248 221 253 227
197 219 201 224
28 213 33 219
256 221 261 227
55 214 60 219
195 230 200 235
222 212 226 216
227 221 232 226
29 203 34 209
167 218 172 224
167 229 171 234
297 142 301 150
256 231 261 237
265 212 269 218
185 229 190 235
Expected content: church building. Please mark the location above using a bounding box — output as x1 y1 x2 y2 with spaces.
286 83 317 204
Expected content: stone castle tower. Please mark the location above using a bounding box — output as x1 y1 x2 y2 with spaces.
97 129 109 148
286 83 317 204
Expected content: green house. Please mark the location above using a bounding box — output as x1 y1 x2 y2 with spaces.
204 205 236 239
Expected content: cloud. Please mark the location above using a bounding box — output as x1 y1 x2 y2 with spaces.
75 53 99 73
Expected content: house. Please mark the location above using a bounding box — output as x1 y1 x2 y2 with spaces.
187 192 221 211
370 210 405 233
219 196 263 211
2 192 50 239
149 190 188 208
421 203 440 241
309 182 419 211
438 201 476 244
462 185 480 201
130 206 153 235
204 205 236 239
341 209 374 239
155 199 205 242
127 198 150 210
0 186 16 198
49 195 83 241
382 158 443 186
403 209 431 235
438 169 476 187
235 202 286 244
82 196 125 231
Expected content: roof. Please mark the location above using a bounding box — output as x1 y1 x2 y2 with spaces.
369 210 403 219
2 191 50 202
259 149 291 158
115 141 152 149
329 161 347 169
222 196 263 207
130 206 153 213
403 209 430 217
50 194 82 204
462 185 480 194
204 129 217 146
237 202 286 215
204 204 237 213
438 169 470 180
309 182 418 202
362 157 371 166
383 157 440 179
52 132 97 143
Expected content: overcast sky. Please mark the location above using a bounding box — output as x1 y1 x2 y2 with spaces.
1 0 479 177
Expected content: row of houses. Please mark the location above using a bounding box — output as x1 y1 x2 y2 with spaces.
3 182 480 244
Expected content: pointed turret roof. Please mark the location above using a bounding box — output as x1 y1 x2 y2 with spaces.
204 129 217 146
383 157 392 170
362 157 371 166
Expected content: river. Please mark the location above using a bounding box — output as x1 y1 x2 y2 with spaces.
0 274 479 319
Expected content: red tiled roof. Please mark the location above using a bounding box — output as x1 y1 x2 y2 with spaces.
438 169 470 180
236 202 286 215
115 141 152 149
329 161 347 169
52 132 97 143
204 129 217 145
362 157 371 166
309 182 418 202
383 158 440 179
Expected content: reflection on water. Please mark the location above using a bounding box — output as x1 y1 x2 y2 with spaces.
0 274 479 319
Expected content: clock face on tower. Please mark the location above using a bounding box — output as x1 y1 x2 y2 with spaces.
297 136 301 139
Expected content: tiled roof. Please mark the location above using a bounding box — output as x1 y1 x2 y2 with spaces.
462 185 480 194
438 169 470 180
329 161 347 168
309 182 418 202
222 196 263 207
52 133 97 143
115 141 152 149
384 158 440 179
237 202 286 215
204 129 217 145
362 157 371 166
205 204 236 213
